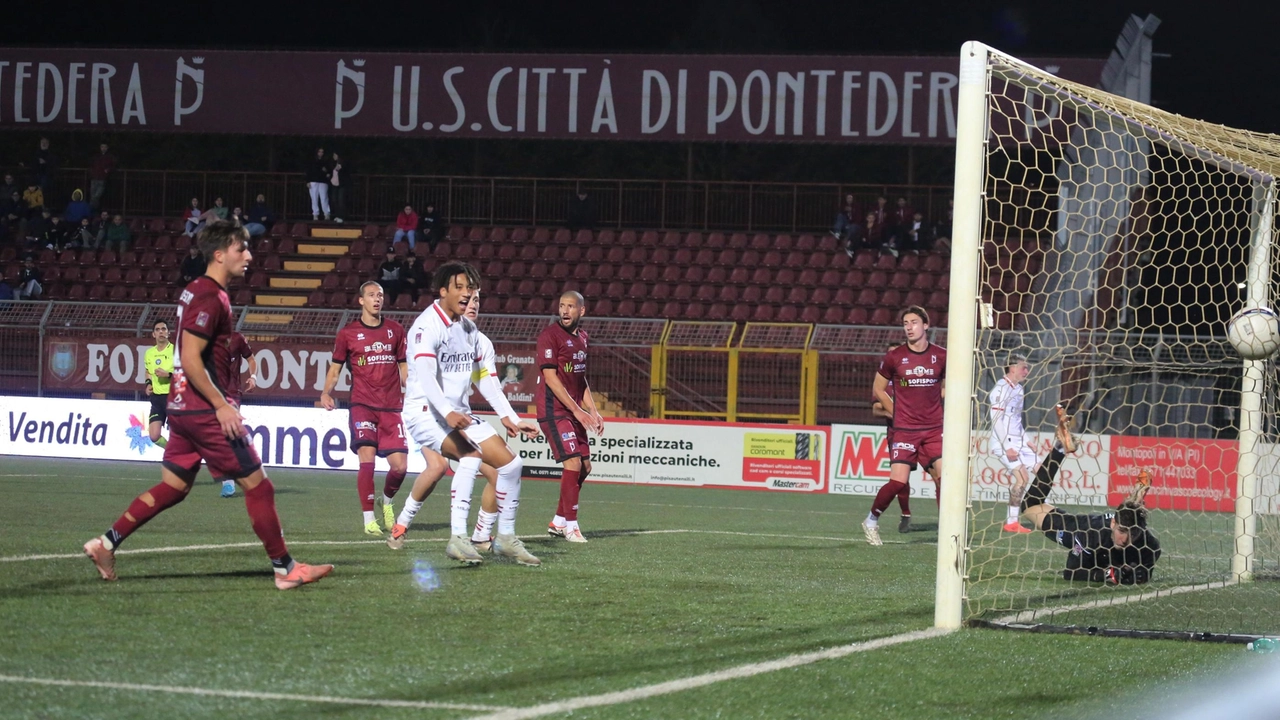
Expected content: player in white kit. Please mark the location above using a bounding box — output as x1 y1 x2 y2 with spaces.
989 353 1036 533
401 262 542 565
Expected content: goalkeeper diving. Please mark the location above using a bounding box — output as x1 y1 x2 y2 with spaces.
1020 405 1161 585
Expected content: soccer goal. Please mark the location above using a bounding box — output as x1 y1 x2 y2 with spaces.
936 41 1280 639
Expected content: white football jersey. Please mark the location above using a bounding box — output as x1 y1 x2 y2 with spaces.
405 300 481 418
988 377 1027 452
472 331 498 384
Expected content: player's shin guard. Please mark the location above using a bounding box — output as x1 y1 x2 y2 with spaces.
244 478 289 560
495 457 523 536
1021 448 1066 512
105 481 188 550
449 456 482 536
357 462 376 512
870 480 907 518
896 482 911 515
383 469 407 500
559 468 582 522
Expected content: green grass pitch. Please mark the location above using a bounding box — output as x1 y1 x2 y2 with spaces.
0 458 1256 719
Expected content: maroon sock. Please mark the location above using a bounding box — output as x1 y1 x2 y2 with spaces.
382 469 406 500
107 481 188 548
560 468 582 522
870 480 908 518
244 478 288 559
357 462 375 512
896 482 911 516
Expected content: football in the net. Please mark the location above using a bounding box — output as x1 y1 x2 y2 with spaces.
1227 306 1280 360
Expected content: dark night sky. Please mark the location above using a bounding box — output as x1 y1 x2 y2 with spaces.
8 1 1280 134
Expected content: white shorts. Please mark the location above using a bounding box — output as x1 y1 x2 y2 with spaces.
404 410 498 453
999 446 1038 472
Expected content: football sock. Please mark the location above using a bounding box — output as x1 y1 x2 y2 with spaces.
1021 448 1065 512
560 468 582 522
473 510 497 542
1006 505 1020 523
864 512 879 527
271 554 296 576
397 496 424 528
362 510 375 525
244 479 289 559
450 456 482 536
870 480 907 519
896 482 911 515
105 481 188 550
357 462 376 512
551 514 566 528
383 469 406 500
495 457 523 536
566 519 580 531
154 436 167 448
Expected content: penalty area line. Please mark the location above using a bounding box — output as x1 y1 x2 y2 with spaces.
0 673 510 712
463 627 953 720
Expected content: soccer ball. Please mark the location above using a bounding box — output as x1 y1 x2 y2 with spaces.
1227 307 1280 361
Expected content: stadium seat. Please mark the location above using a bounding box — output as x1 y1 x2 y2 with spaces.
356 257 377 275
321 273 340 291
869 308 894 325
393 294 413 310
626 282 648 300
750 268 771 285
705 232 726 249
651 247 674 265
889 271 912 289
584 245 606 264
501 296 524 314
582 280 604 299
67 284 86 301
616 230 637 246
82 267 104 285
529 261 549 279
288 222 309 237
639 231 659 247
453 243 474 260
772 269 794 287
594 264 616 282
102 266 123 285
562 245 584 264
247 272 267 289
809 287 834 305
684 232 703 248
845 307 869 324
60 266 82 284
87 284 107 301
728 233 749 249
526 296 548 315
926 290 948 310
817 234 839 253
897 253 921 271
684 302 704 320
484 228 506 244
605 246 627 264
57 249 78 266
661 231 682 248
741 286 763 303
715 250 738 266
638 300 660 317
639 265 660 282
800 306 822 323
552 228 571 245
705 266 728 284
97 249 118 266
519 245 539 261
368 240 389 257
797 269 819 287
143 268 164 286
615 299 637 317
496 243 518 261
255 237 274 254
851 250 875 270
507 260 527 277
684 266 706 284
730 304 752 322
466 227 485 242
132 235 154 252
762 251 782 267
880 289 902 308
903 290 926 309
516 279 536 297
123 268 143 285
361 224 381 239
692 248 715 266
334 256 354 274
923 253 946 273
874 253 898 271
260 254 282 272
276 238 297 255
865 271 888 289
855 288 879 306
795 234 817 252
536 279 559 297
763 286 785 304
593 298 614 316
591 229 612 246
832 287 856 307
651 283 671 301
605 281 626 300
776 305 799 322
786 287 809 305
696 285 717 303
324 291 346 308
154 235 176 253
502 228 526 244
661 265 682 283
775 234 796 251
659 301 682 318
749 233 771 251
739 250 760 266
540 245 560 262
148 218 168 234
816 305 842 324
672 248 693 266
626 246 648 264
705 303 729 320
173 234 193 252
166 218 185 234
149 286 170 303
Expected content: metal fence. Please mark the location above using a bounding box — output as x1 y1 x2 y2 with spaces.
18 167 953 233
0 300 921 425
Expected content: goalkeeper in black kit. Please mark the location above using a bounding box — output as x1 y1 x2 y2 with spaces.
1020 406 1161 585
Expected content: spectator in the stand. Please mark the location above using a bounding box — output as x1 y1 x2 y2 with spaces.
870 195 890 230
901 211 933 254
843 214 868 256
206 197 230 223
567 189 598 231
75 218 95 248
64 188 92 224
234 206 267 238
1 191 22 244
862 211 885 251
26 208 51 246
329 152 349 224
23 184 44 217
25 137 56 194
104 214 131 253
832 203 858 242
87 210 111 248
377 249 404 303
0 276 13 301
934 199 954 253
393 204 418 250
248 193 276 233
180 244 206 285
888 196 913 249
44 214 74 251
0 174 18 203
89 143 117 211
308 147 332 221
182 197 203 236
417 202 446 253
402 253 429 303
16 256 43 299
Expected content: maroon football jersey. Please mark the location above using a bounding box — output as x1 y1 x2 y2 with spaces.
534 321 590 420
168 276 238 415
225 332 253 404
332 318 407 411
877 342 946 430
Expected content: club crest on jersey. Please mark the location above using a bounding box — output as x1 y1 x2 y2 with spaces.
387 329 393 338
931 355 937 363
415 332 422 343
545 348 553 358
195 311 209 328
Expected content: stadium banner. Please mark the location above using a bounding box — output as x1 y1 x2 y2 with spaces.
827 424 1112 506
0 396 827 491
0 49 1103 144
39 335 538 410
1107 436 1238 513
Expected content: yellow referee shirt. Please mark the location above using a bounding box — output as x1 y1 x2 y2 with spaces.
144 344 175 395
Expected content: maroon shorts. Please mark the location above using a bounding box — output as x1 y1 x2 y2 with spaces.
888 427 943 471
349 405 408 457
163 412 262 482
539 417 590 463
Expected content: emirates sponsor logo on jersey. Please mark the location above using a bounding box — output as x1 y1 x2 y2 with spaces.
439 349 472 372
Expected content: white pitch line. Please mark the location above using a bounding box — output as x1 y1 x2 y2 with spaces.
0 529 914 564
992 578 1241 624
593 499 854 516
0 674 509 712
464 627 953 720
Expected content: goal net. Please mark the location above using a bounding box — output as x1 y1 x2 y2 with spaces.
937 42 1280 638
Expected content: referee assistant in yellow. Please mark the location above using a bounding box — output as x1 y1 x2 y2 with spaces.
143 319 175 448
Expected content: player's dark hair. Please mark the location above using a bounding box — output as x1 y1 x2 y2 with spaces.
432 261 480 296
153 320 168 331
358 280 382 297
1114 501 1148 545
196 220 249 262
901 305 929 325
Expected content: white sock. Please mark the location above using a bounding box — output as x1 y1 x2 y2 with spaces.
450 456 482 536
1006 505 1020 524
397 496 423 528
383 494 395 507
363 510 375 524
473 510 498 542
566 519 579 531
495 457 523 536
865 512 879 526
551 515 566 527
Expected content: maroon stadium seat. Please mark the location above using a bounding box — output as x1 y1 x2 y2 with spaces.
605 246 627 264
288 222 309 237
562 245 583 264
855 288 879 306
594 264 616 282
749 233 771 251
553 228 572 245
638 300 660 317
684 266 705 283
519 245 540 261
526 296 549 315
845 307 870 324
361 224 380 239
536 279 558 297
143 269 164 286
497 244 518 261
103 266 124 285
659 301 682 318
595 229 615 245
800 306 822 323
67 284 87 301
325 291 347 308
897 253 920 271
796 234 817 252
506 228 528 244
683 302 704 320
673 284 694 301
650 283 671 302
810 287 833 305
154 235 175 253
797 269 819 287
786 287 809 305
706 303 729 320
730 304 752 322
750 268 771 285
874 253 897 271
501 296 524 314
149 286 170 303
593 298 614 316
775 269 796 286
705 267 727 284
582 280 604 299
627 246 648 264
506 260 528 278
672 248 692 266
147 218 168 234
393 294 413 310
821 306 845 324
715 249 738 266
869 308 894 325
87 284 107 301
626 282 648 299
321 273 340 291
58 249 78 266
540 245 560 262
334 256 354 274
82 267 103 284
684 232 704 248
516 279 536 297
728 233 749 249
880 289 902 308
923 253 945 272
903 290 926 308
889 271 912 289
693 249 715 266
696 285 717 303
852 250 876 270
739 250 760 266
453 243 474 260
776 305 799 322
617 230 637 246
927 290 948 310
356 257 377 275
306 290 326 307
705 232 726 249
604 281 626 300
639 265 660 282
718 285 740 304
661 231 682 248
639 231 659 247
833 288 856 307
584 245 606 264
763 286 785 304
762 251 782 267
276 238 297 255
661 265 682 283
865 271 888 288
615 299 637 317
123 268 143 285
173 234 193 252
741 286 763 303
97 249 118 266
817 234 839 253
528 261 549 278
61 267 82 284
774 234 795 251
819 269 842 287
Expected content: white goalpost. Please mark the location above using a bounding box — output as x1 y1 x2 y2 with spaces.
937 40 1280 637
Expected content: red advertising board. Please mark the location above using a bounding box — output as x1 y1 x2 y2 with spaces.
1108 436 1238 512
0 49 1103 144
